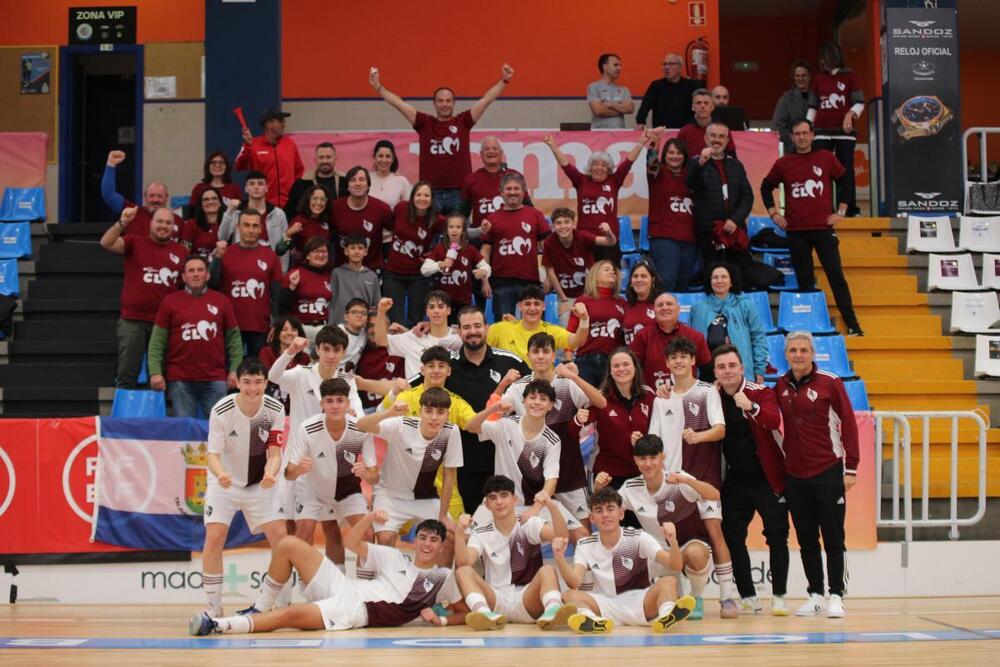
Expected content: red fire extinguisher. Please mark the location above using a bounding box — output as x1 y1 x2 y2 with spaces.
686 37 710 81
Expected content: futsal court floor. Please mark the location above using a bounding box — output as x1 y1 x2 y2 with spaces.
1 596 997 665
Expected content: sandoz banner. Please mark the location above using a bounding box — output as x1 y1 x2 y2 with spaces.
288 130 780 216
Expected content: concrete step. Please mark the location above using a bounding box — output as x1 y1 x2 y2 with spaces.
853 357 966 382
848 314 943 336
818 273 917 293
836 236 901 255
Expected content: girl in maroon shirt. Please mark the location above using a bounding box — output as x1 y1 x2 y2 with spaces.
258 315 310 413
421 214 490 321
190 151 243 205
286 184 333 257
542 133 648 262
278 237 331 339
181 189 223 258
568 260 626 387
622 259 663 345
383 181 444 327
647 136 698 291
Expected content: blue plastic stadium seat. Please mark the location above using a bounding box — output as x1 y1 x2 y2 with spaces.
748 215 789 254
0 259 19 296
672 292 706 326
0 187 45 222
620 253 642 293
639 215 650 252
766 333 788 379
777 291 836 334
483 298 496 324
762 253 798 290
843 379 871 411
0 223 32 259
618 215 637 253
137 352 149 385
544 292 560 324
170 195 190 209
812 334 854 377
111 388 167 418
744 291 776 333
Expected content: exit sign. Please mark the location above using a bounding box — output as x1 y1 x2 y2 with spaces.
733 61 759 72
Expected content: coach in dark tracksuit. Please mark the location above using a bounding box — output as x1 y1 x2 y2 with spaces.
712 344 789 609
776 331 859 617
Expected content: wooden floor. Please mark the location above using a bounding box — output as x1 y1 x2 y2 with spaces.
1 597 998 665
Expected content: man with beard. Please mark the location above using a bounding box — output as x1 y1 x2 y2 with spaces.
459 136 532 238
286 142 350 221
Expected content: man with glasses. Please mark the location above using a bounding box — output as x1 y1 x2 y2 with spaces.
636 53 705 130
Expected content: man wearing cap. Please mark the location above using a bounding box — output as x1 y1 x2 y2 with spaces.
235 107 305 208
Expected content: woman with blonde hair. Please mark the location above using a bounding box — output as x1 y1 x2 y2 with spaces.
567 259 626 387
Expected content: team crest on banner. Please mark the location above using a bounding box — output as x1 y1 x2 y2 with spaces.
179 442 208 515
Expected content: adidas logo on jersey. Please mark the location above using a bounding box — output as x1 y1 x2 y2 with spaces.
636 506 646 512
490 552 499 558
229 430 238 437
405 448 413 454
205 505 213 516
664 409 674 416
317 452 326 458
398 570 408 576
307 389 316 395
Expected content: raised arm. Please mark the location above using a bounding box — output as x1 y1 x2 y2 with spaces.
99 206 137 255
373 297 393 347
565 301 591 352
555 361 607 409
369 67 418 126
453 514 481 568
266 336 309 386
551 537 586 589
535 491 569 542
541 134 569 168
666 470 720 501
465 399 511 434
655 523 684 572
470 64 514 123
344 510 387 562
101 150 128 215
355 400 408 433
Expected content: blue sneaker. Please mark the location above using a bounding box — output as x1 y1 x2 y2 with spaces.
189 612 220 637
689 596 704 621
236 606 261 615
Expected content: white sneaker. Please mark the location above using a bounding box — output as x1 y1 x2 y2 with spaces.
795 593 827 616
772 596 789 616
827 594 845 618
739 596 763 614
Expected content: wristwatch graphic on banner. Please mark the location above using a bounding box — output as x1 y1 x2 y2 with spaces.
892 95 953 140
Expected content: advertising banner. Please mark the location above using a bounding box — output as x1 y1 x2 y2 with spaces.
884 6 962 214
288 130 780 217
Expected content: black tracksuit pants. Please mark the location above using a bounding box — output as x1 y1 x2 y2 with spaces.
785 462 848 596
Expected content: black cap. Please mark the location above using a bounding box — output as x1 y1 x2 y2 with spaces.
259 107 291 126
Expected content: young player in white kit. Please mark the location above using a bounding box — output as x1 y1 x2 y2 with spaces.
553 487 696 634
356 387 463 564
200 358 288 618
453 475 576 630
465 378 584 535
190 513 468 635
596 434 719 619
647 336 738 619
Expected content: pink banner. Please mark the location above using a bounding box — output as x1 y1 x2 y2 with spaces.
289 130 780 216
0 132 47 190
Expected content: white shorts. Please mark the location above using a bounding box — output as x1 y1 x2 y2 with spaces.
589 589 649 627
276 476 296 519
372 489 441 533
555 487 590 521
649 540 712 580
470 501 583 532
302 558 369 630
698 499 722 521
297 490 369 522
493 585 534 624
204 480 284 534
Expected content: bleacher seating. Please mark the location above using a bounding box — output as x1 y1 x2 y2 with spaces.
110 388 167 418
905 214 956 253
843 379 871 411
544 292 560 324
748 215 789 254
618 215 637 253
620 253 642 293
982 253 1000 290
926 253 980 290
673 292 706 326
762 252 797 290
765 333 788 378
958 215 1000 252
974 334 1000 378
483 298 496 324
812 334 854 378
638 215 650 252
776 291 836 334
0 259 19 296
949 291 1000 334
744 291 777 333
0 222 32 259
0 187 45 222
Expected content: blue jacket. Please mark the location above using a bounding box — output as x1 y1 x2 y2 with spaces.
690 292 767 380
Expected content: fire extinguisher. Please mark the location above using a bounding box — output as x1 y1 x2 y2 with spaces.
686 37 710 81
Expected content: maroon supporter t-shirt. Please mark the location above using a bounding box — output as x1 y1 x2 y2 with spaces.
220 244 283 333
811 70 862 131
120 235 186 322
562 160 633 235
385 201 443 275
331 196 392 269
482 206 549 282
676 124 738 158
461 167 524 228
541 231 597 299
154 289 238 382
623 300 656 346
290 214 331 253
568 293 627 356
764 151 845 231
180 219 220 257
647 169 696 243
425 242 483 307
283 266 331 325
123 202 182 241
356 345 406 409
413 110 475 188
629 322 711 388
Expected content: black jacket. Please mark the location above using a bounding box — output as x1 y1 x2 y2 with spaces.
685 155 754 232
636 77 705 129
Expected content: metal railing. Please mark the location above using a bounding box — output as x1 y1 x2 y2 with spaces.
874 410 989 564
961 127 1000 214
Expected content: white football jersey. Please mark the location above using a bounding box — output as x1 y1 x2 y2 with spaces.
355 544 461 627
287 414 376 502
375 416 463 500
503 375 588 428
467 515 546 589
207 394 286 488
573 527 663 595
387 330 462 379
267 350 364 432
619 476 704 549
479 416 561 505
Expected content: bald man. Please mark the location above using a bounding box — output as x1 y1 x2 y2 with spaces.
459 136 532 238
102 149 182 240
637 52 705 129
